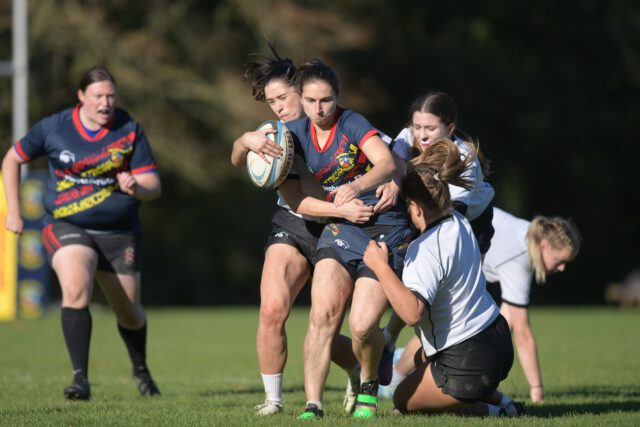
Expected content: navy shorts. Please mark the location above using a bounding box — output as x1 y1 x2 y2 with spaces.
430 314 514 402
470 201 495 255
42 221 142 274
313 222 413 281
265 208 325 264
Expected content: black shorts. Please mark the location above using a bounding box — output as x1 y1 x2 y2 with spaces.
469 201 495 255
430 314 513 402
313 222 413 281
265 208 325 264
42 221 142 274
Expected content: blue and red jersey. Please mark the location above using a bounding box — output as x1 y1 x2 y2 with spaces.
14 104 158 231
286 108 407 226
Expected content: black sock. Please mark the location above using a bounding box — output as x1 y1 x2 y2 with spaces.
118 322 148 373
60 307 92 378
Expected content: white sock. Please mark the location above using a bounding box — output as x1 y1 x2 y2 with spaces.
261 372 283 403
487 404 502 416
307 400 323 410
382 326 398 349
389 367 406 387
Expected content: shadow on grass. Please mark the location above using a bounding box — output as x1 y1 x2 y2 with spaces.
530 385 640 417
198 385 344 397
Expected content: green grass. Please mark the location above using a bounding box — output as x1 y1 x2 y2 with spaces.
0 307 639 426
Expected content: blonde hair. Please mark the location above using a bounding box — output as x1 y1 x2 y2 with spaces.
403 138 474 213
526 216 582 284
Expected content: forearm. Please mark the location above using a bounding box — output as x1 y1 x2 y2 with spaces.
2 151 23 215
514 329 543 389
352 157 395 195
230 135 250 167
372 262 422 326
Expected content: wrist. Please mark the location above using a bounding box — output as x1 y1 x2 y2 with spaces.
530 384 543 388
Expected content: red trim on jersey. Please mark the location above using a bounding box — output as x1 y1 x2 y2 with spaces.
358 129 379 149
42 224 61 254
13 141 30 161
131 164 158 175
310 107 343 153
72 104 113 142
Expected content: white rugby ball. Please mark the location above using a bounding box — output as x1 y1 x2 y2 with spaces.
246 120 294 189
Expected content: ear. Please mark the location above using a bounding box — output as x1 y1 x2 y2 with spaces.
77 89 85 104
447 122 456 136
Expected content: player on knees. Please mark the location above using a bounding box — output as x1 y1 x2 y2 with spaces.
382 208 582 404
2 65 161 400
283 59 412 419
230 45 372 416
379 91 496 384
363 137 525 417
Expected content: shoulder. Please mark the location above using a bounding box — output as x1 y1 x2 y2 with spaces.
284 116 309 135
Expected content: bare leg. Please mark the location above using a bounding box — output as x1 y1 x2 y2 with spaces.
303 259 353 403
394 360 489 416
255 244 309 375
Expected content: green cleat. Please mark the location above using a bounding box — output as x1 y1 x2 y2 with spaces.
353 381 378 419
297 403 324 420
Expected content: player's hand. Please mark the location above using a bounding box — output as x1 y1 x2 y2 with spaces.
117 172 138 196
530 386 544 403
363 240 389 271
243 129 283 163
4 212 24 235
374 180 400 214
331 184 359 207
338 199 374 224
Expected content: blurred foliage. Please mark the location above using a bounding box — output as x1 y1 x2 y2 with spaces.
1 0 639 304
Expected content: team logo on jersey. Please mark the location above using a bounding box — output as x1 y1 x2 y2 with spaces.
327 224 341 236
274 231 289 239
59 150 75 164
334 239 350 249
108 147 127 167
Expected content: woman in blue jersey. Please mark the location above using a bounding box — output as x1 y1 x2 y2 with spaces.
282 59 412 419
2 65 161 400
363 137 524 417
230 46 372 416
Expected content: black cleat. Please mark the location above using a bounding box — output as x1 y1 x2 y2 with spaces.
133 368 161 397
64 373 91 401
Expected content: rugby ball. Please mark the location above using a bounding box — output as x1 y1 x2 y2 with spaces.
246 120 294 189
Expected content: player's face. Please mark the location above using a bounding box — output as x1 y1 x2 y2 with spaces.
77 80 116 130
301 80 337 129
264 80 303 123
411 111 454 150
540 240 573 275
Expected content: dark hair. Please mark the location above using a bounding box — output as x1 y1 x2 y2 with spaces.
295 58 340 97
78 65 116 92
408 91 457 128
408 91 491 177
243 42 297 102
403 137 475 214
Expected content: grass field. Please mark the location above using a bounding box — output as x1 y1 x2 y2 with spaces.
0 306 639 426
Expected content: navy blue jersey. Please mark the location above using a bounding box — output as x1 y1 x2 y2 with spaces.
15 105 158 231
287 108 407 226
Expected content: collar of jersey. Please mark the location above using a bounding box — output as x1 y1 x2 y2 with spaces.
310 107 343 153
73 104 114 142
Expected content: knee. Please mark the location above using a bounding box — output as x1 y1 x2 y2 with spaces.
309 304 343 332
349 317 376 342
259 299 290 328
61 285 90 307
